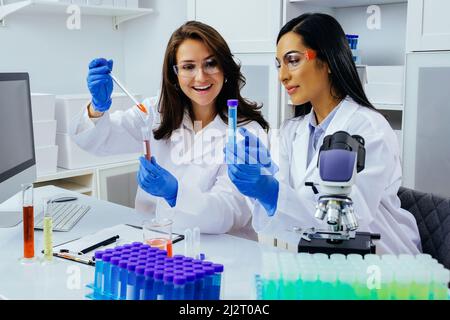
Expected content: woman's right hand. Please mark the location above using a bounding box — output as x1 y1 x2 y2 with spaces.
87 58 114 113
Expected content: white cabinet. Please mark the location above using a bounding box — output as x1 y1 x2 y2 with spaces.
97 161 139 208
236 53 281 128
187 0 282 53
402 52 450 197
34 160 140 208
407 0 450 52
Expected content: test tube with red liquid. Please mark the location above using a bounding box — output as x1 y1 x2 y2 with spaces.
21 183 35 260
141 127 152 160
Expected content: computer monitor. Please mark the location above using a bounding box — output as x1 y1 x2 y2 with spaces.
0 73 36 228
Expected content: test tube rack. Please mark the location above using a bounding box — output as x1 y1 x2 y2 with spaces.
255 252 450 300
85 242 224 300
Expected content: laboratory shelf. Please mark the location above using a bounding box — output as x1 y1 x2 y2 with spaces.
374 103 403 111
289 0 407 8
36 166 95 183
35 179 92 194
0 0 154 28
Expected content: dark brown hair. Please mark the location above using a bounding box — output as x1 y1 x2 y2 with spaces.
154 21 269 140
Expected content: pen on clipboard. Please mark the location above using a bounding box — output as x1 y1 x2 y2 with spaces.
77 235 120 255
53 252 95 266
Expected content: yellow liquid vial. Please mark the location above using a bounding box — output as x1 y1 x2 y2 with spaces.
43 217 53 260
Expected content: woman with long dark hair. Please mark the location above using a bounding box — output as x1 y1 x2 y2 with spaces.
71 21 269 239
225 13 421 253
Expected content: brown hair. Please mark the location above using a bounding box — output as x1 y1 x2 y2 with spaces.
154 21 269 140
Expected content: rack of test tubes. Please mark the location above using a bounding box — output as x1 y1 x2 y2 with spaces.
86 242 224 300
255 252 450 300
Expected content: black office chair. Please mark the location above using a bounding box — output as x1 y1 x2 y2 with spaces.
398 187 450 269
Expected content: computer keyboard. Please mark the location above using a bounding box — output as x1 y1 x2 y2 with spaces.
34 202 91 232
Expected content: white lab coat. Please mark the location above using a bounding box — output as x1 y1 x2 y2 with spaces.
253 97 422 255
70 97 267 240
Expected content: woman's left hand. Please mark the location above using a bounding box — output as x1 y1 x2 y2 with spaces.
224 127 279 216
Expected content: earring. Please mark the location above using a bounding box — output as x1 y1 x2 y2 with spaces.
224 78 228 83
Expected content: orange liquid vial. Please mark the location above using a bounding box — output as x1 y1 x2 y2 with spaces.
23 206 34 258
166 240 173 258
144 140 151 160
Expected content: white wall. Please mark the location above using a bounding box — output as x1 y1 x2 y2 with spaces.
0 0 187 97
123 0 188 99
0 13 126 94
335 3 407 66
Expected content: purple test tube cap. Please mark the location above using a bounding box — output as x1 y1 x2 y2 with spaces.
227 99 238 107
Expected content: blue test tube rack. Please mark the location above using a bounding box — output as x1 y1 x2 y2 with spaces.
85 242 224 300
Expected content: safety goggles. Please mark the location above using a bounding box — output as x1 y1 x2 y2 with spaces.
275 50 317 72
173 57 221 78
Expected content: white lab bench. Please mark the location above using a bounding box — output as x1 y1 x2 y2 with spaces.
0 186 267 300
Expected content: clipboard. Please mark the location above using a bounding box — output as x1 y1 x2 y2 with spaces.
48 224 184 261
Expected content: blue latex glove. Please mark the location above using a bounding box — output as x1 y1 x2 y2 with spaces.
87 58 114 112
224 127 279 216
137 156 178 207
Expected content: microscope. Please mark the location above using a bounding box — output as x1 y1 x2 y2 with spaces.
298 131 380 255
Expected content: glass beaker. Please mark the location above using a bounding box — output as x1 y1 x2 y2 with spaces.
143 218 173 257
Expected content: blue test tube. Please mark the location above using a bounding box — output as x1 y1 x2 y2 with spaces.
202 261 213 267
134 265 146 300
154 270 165 300
164 257 175 264
157 250 168 257
131 247 140 253
193 269 205 300
155 265 165 271
227 99 238 146
163 273 174 300
211 264 224 300
109 257 121 300
173 255 184 261
165 267 175 273
126 262 138 300
101 254 113 299
184 272 196 300
144 268 155 300
183 257 194 263
174 270 185 276
93 251 105 299
203 266 215 300
118 260 129 300
173 276 187 300
121 254 131 261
